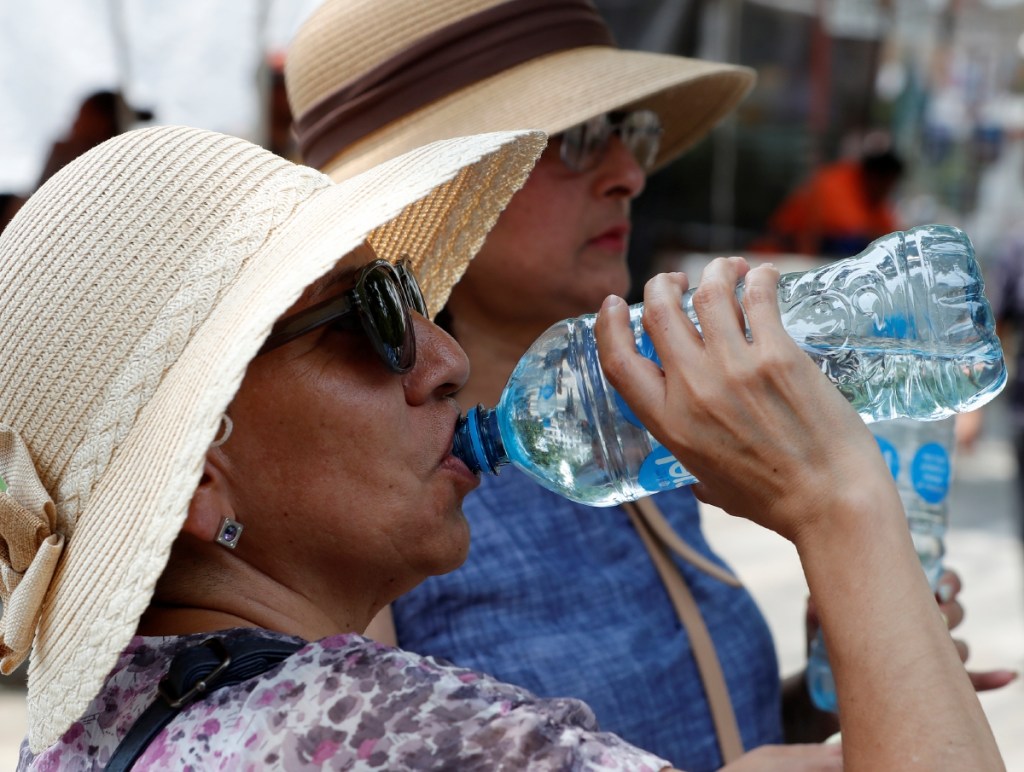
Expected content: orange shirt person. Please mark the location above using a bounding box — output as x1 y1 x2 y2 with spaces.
767 149 904 257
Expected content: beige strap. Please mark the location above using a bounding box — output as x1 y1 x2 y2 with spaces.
624 498 745 764
631 497 742 588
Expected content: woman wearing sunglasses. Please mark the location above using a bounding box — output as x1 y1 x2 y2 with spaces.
285 1 1011 769
1 125 1002 770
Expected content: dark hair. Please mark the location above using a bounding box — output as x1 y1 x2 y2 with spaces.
861 149 905 180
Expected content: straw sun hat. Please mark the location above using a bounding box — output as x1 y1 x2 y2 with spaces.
286 0 756 180
0 124 544 752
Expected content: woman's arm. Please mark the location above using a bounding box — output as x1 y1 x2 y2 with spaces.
595 260 1003 770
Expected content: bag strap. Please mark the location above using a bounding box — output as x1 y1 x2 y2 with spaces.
623 498 745 764
106 633 303 772
632 496 741 587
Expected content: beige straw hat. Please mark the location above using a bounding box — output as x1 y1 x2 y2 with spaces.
286 0 756 180
0 124 544 752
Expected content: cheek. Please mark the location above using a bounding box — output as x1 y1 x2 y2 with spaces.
485 166 583 259
228 362 403 512
285 400 397 497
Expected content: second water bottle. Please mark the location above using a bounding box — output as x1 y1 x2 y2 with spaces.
805 415 956 712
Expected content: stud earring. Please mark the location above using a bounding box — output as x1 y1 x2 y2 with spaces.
215 517 243 549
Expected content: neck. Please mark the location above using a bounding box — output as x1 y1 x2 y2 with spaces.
449 311 550 410
138 538 378 640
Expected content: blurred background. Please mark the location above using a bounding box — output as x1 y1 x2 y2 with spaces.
4 0 1024 260
1 0 1022 766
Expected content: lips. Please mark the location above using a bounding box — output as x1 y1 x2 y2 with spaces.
442 411 480 487
587 223 630 252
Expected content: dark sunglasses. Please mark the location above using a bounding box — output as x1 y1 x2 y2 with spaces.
258 258 428 373
557 109 663 173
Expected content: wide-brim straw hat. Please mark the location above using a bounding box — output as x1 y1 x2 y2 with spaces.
286 0 756 180
0 124 545 752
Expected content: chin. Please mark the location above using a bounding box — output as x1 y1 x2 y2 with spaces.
440 526 472 574
421 511 471 577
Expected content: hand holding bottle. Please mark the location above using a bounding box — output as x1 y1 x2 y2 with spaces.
594 259 896 539
593 259 1004 770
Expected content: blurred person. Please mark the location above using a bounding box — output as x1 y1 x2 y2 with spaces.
760 148 905 258
0 124 1004 771
284 1 1011 769
266 52 299 161
983 221 1024 539
0 90 151 234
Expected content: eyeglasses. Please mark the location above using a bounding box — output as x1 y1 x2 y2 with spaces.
258 258 428 373
557 109 662 173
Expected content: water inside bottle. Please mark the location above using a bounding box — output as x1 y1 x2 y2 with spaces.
800 336 1005 421
497 313 663 506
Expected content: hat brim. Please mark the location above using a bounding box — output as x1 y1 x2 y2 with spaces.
25 129 545 752
317 46 755 180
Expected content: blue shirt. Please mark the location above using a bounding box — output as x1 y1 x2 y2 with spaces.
393 467 783 771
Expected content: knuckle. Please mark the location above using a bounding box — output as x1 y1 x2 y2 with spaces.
742 279 776 308
692 276 731 309
751 343 792 378
641 299 673 334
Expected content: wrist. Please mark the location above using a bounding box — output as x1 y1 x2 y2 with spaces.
788 478 905 565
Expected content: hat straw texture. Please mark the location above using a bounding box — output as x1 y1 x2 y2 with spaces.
286 0 756 180
0 124 544 751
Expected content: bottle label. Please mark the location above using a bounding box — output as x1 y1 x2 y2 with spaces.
637 443 691 492
618 332 694 492
873 435 950 504
911 442 951 504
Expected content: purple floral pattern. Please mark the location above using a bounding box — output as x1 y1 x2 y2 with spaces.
20 628 669 770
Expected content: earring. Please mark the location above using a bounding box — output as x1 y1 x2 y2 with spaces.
215 517 243 549
211 414 233 448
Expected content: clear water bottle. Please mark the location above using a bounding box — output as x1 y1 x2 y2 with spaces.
875 417 955 588
453 225 1004 506
806 416 955 712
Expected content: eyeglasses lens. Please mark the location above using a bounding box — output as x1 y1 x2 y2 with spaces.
361 263 414 371
258 258 426 373
559 110 661 173
620 111 661 171
396 260 428 316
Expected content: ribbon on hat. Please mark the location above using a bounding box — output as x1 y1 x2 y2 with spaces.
295 0 615 169
0 426 64 674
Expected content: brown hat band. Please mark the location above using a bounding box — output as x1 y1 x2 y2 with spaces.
295 0 615 170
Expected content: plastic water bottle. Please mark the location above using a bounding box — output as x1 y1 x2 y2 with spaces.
453 224 1004 506
806 416 955 712
875 417 955 587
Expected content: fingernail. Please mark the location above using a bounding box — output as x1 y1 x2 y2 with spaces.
937 583 954 604
603 295 624 310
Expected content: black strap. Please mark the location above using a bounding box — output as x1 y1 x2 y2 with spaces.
106 633 302 772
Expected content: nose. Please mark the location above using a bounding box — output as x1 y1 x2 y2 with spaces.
402 313 471 404
591 134 647 200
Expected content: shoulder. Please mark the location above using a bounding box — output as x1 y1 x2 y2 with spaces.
179 634 668 770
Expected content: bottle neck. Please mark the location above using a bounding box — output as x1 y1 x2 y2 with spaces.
452 405 509 474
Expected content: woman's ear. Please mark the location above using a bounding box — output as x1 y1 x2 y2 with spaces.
184 452 235 542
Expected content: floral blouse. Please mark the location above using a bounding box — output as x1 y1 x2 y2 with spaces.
20 627 670 770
